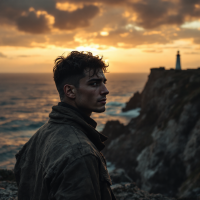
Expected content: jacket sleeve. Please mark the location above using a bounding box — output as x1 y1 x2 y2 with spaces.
48 154 102 200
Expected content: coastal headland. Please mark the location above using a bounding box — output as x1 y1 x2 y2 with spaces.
102 67 200 199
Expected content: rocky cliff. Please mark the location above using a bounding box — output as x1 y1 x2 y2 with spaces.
102 68 200 199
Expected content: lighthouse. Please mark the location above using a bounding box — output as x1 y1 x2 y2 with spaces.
176 51 181 70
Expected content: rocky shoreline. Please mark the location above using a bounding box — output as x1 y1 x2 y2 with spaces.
0 169 178 200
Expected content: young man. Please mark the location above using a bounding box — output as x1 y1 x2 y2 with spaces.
14 51 116 200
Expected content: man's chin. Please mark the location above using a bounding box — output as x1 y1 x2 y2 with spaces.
93 106 106 113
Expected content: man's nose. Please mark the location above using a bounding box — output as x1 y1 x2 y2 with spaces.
101 84 109 95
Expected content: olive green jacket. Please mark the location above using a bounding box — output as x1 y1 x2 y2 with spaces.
14 103 116 200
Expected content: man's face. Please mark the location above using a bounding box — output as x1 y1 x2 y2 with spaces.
74 68 109 116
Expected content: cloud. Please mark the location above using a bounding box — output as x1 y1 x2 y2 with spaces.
0 27 80 48
88 27 169 48
184 51 200 55
129 0 200 29
16 11 50 34
0 0 99 34
47 32 80 47
0 52 7 58
17 54 41 57
53 5 100 30
0 0 200 49
129 0 180 29
143 49 163 53
57 0 125 5
0 28 47 47
174 28 200 45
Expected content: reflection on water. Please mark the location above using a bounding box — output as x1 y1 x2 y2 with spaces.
0 73 148 169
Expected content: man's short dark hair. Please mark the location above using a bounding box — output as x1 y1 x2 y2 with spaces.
53 51 108 100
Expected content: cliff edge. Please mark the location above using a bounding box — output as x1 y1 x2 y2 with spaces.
102 68 200 199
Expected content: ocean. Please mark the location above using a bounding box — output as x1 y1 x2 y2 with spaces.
0 73 148 169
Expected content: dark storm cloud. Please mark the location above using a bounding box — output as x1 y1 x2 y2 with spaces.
0 0 99 34
0 0 200 48
56 0 124 5
129 0 181 28
52 5 99 30
0 0 52 33
1 0 200 33
60 0 200 29
129 0 200 29
16 11 50 34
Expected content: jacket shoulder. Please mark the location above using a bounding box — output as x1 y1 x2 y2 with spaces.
42 123 111 179
43 123 101 165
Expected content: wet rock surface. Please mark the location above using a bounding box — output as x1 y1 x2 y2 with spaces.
102 68 200 199
112 183 177 200
0 181 17 200
110 168 133 185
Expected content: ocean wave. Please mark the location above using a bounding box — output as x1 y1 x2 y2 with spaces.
0 145 23 169
106 101 125 107
118 108 141 117
106 108 141 118
0 117 6 121
11 97 22 100
0 120 45 132
0 101 16 106
28 96 39 100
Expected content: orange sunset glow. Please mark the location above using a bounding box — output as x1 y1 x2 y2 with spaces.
0 0 200 73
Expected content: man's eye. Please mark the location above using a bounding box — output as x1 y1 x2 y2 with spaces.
91 82 98 86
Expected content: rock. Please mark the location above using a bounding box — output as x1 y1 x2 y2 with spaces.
178 163 200 199
102 68 200 198
0 179 176 200
111 182 176 200
110 168 133 184
122 91 142 112
0 170 15 181
0 181 18 200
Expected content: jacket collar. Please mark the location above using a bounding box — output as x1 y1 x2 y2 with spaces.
49 103 107 151
58 102 97 129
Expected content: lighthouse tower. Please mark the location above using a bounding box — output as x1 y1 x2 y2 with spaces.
176 51 181 70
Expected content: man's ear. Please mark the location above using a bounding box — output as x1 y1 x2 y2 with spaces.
63 84 76 99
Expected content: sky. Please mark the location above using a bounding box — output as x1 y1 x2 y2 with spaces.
0 0 200 73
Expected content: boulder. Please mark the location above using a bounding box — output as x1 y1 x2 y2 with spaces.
122 91 142 112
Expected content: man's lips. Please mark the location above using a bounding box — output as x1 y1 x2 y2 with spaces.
98 98 107 103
